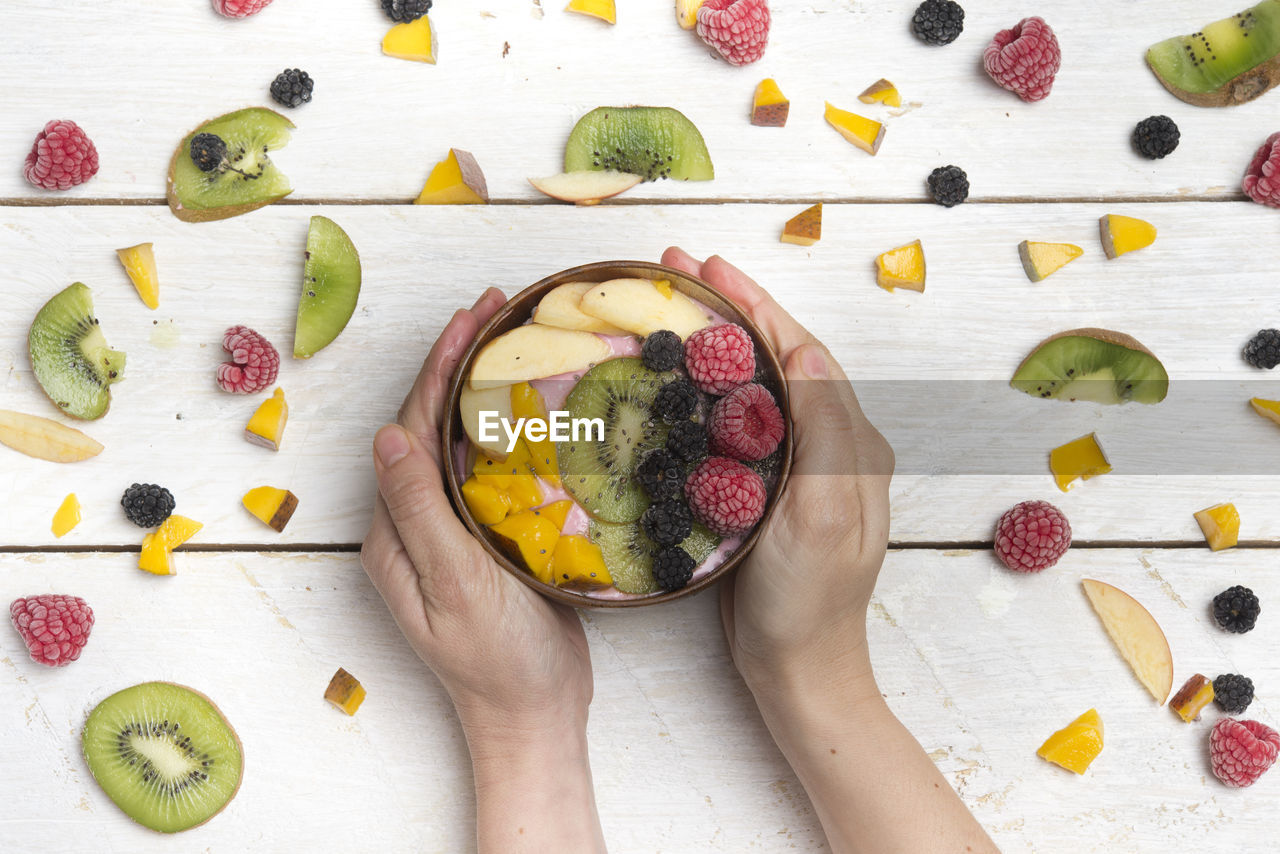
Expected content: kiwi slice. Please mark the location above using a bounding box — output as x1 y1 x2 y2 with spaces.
166 107 294 223
590 519 720 594
559 357 673 523
1147 1 1280 106
294 215 362 358
82 682 243 833
564 106 714 181
1011 328 1169 405
28 282 125 420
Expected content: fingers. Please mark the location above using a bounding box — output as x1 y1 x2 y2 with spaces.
697 256 814 360
661 246 703 278
372 422 457 569
361 497 433 637
784 343 892 479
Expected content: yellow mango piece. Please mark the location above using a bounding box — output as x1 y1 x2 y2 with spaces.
876 240 926 292
324 667 367 715
116 243 159 309
382 15 438 64
566 0 615 24
1050 433 1111 492
510 383 560 488
824 102 884 155
751 78 790 127
857 78 901 108
138 532 175 576
781 203 822 246
415 149 489 205
653 279 673 299
473 450 515 490
536 499 573 531
1099 214 1156 259
244 387 289 451
1037 709 1104 774
490 510 561 584
550 535 613 587
1018 241 1083 282
1250 397 1280 427
1194 502 1239 551
157 514 203 550
505 473 543 515
462 477 512 526
242 486 299 532
676 0 703 29
1169 674 1215 723
51 493 81 538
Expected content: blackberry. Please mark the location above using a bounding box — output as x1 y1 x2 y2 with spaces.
666 420 708 463
641 330 683 373
381 0 431 23
653 546 695 591
121 483 176 528
1212 585 1261 634
927 165 969 207
270 69 314 109
1214 674 1255 715
636 449 685 502
654 378 698 423
911 0 964 46
189 133 227 172
1132 115 1180 160
641 501 693 547
1243 329 1280 369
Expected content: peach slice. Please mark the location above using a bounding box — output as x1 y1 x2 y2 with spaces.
528 170 641 204
0 409 103 463
1082 578 1174 704
468 325 612 390
532 282 629 335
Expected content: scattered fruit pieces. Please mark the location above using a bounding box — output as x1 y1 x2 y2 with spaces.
580 278 712 339
528 170 642 204
550 535 613 587
1018 241 1082 282
324 668 367 715
1244 329 1280 368
677 0 704 29
1081 578 1175 704
24 120 99 190
1195 503 1240 551
751 78 790 126
10 594 94 667
116 243 160 309
167 108 294 223
1147 2 1280 108
382 14 438 64
532 282 628 335
684 323 755 394
1036 709 1104 774
0 409 103 463
1243 132 1280 207
1133 115 1180 159
685 456 766 536
155 514 202 550
1099 214 1157 259
295 216 362 358
1171 674 1216 722
269 68 313 109
29 282 126 420
696 0 771 66
1250 396 1280 425
709 383 784 461
217 326 280 394
139 515 203 577
213 0 274 17
983 17 1062 102
52 494 81 538
1213 585 1261 633
1215 674 1256 715
564 106 714 181
911 0 964 46
245 388 289 450
468 325 612 390
927 165 969 207
780 203 822 246
1012 329 1169 405
415 149 487 204
858 78 902 107
1210 718 1280 788
994 500 1071 573
382 0 431 22
242 486 299 532
1050 433 1112 492
824 102 885 155
566 0 615 24
121 483 176 529
491 509 561 584
875 240 926 293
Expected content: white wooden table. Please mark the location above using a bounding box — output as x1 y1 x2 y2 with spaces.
4 2 1280 851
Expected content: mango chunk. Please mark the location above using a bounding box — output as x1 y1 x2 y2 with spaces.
245 387 288 451
781 203 822 246
242 486 299 532
1169 674 1214 723
51 493 81 538
676 0 703 29
510 383 560 488
876 240 926 292
415 148 488 205
566 0 615 24
138 533 175 576
324 668 367 716
1100 214 1156 259
824 102 884 155
1194 502 1239 551
1037 709 1104 774
116 243 159 309
462 478 512 526
382 15 438 64
751 78 790 127
536 499 573 532
158 514 203 550
1250 397 1280 427
551 535 613 587
858 78 901 108
1050 433 1111 492
491 509 561 584
1018 241 1083 282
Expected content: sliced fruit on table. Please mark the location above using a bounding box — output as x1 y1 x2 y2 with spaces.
295 216 361 358
528 170 642 204
156 514 203 550
1170 674 1215 722
461 384 515 459
468 325 612 390
29 282 125 421
676 0 703 29
824 102 885 155
1049 432 1112 492
566 0 615 24
116 243 159 309
1195 502 1240 551
875 240 926 292
1147 1 1280 107
590 518 719 593
532 282 629 335
491 509 561 583
750 78 790 126
550 534 613 587
1018 240 1082 282
242 486 298 532
382 13 438 63
324 668 367 716
564 106 714 181
511 382 561 487
858 78 901 107
138 533 175 576
415 148 488 204
82 682 243 833
1250 396 1280 426
1036 709 1104 774
1011 329 1168 404
167 108 294 223
51 493 81 538
244 387 289 450
1099 214 1156 259
0 408 103 462
780 203 822 246
578 278 712 338
1081 578 1175 705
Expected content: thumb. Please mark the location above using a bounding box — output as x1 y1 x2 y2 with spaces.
372 424 457 577
784 343 861 477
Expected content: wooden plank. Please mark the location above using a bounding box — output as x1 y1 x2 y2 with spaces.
3 0 1277 203
1 548 1274 851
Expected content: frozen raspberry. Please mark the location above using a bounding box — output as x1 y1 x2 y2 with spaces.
1210 718 1280 788
216 325 280 394
696 0 770 66
212 0 274 17
23 120 99 191
994 500 1071 573
1243 132 1280 208
684 323 755 395
709 383 784 461
685 456 767 536
983 17 1061 102
10 595 94 667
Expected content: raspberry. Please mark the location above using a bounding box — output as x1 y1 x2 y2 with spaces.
217 325 280 394
1214 674 1255 716
641 501 694 547
641 330 684 373
1244 132 1280 208
709 383 784 461
1244 329 1280 369
696 0 770 66
1213 585 1261 634
654 378 699 423
121 483 176 528
684 323 755 395
667 419 709 463
636 449 685 502
212 0 274 17
270 69 314 109
1210 718 1280 788
653 547 696 591
23 120 99 191
994 500 1071 573
983 17 1061 102
685 456 767 536
10 595 94 667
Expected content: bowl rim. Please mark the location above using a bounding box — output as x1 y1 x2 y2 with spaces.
442 260 793 608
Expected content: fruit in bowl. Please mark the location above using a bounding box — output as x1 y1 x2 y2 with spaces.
444 263 791 607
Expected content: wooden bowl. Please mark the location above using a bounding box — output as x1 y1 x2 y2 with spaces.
442 261 793 608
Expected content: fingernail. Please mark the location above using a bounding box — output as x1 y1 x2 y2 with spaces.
801 345 829 379
374 425 410 467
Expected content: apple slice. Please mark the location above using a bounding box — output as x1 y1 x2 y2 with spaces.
532 282 629 335
0 409 104 463
578 278 711 338
1081 578 1174 705
528 171 642 205
460 384 514 460
469 326 612 390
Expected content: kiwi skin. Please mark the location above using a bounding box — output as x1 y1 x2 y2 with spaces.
28 282 125 421
165 107 295 223
1011 327 1169 404
1148 53 1280 107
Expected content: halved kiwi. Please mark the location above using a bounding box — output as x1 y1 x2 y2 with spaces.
564 106 714 181
166 107 294 223
590 519 720 594
1011 328 1169 404
294 215 362 358
82 682 243 834
28 282 125 420
1147 1 1280 107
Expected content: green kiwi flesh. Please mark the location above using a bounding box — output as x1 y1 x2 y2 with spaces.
1147 1 1280 106
564 107 714 181
82 682 243 834
294 216 362 358
1011 329 1169 405
28 283 125 420
167 107 294 222
590 519 720 594
559 357 673 523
